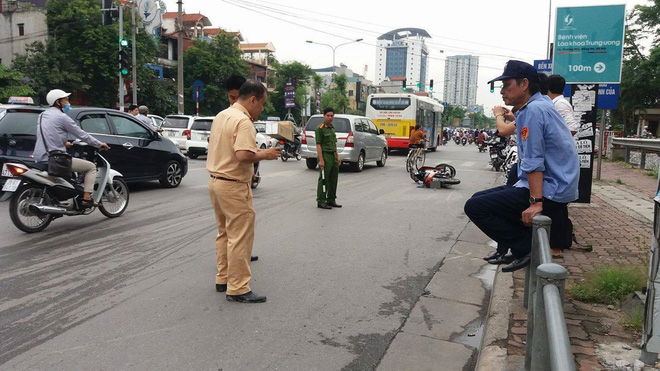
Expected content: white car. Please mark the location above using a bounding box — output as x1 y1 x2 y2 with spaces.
161 115 194 150
254 121 278 149
147 114 164 129
185 116 214 159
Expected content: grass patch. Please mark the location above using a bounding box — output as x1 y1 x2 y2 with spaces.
616 178 625 184
623 310 644 332
647 167 659 178
570 264 646 305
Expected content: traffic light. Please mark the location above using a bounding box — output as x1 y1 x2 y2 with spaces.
416 82 422 90
429 79 434 91
402 78 407 91
119 49 131 76
490 82 495 93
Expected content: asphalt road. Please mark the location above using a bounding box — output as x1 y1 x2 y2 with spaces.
0 142 499 370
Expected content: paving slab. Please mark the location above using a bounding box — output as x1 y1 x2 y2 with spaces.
401 296 481 341
377 332 474 371
426 271 486 306
457 222 493 245
439 243 491 276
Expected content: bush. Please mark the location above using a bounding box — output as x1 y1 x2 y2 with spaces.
570 265 646 304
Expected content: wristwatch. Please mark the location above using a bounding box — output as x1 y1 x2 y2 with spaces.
529 196 544 204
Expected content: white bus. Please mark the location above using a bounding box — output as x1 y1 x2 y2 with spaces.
366 93 444 151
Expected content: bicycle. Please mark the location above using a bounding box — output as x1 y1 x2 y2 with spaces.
405 142 426 173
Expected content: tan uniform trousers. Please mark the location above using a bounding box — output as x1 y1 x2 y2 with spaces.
71 157 97 193
209 178 255 296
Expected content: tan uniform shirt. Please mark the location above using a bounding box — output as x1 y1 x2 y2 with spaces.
206 103 257 183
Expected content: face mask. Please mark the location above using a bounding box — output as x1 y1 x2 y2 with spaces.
62 103 71 113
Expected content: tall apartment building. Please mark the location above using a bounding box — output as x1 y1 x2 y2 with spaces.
443 55 479 106
375 28 430 92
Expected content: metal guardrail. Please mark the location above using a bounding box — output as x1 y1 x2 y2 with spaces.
612 138 660 169
522 216 576 371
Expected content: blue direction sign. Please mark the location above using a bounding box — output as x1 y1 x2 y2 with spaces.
553 5 625 83
192 80 204 102
534 59 553 76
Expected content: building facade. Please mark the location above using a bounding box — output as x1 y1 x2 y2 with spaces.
443 55 479 106
375 28 430 92
0 0 47 67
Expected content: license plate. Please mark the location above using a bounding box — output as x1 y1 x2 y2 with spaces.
168 131 176 137
202 134 209 141
490 153 498 159
1 164 12 177
2 178 20 192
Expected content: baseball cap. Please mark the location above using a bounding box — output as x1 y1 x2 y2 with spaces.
487 60 540 84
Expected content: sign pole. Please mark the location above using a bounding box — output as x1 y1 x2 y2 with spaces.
597 109 606 180
131 0 137 105
117 3 124 110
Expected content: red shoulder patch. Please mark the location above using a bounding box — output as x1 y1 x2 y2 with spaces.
521 127 529 141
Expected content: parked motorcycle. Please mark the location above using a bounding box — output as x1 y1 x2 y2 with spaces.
279 138 301 162
488 135 508 171
501 144 518 177
2 143 129 233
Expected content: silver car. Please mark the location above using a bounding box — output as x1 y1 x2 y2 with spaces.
300 114 388 172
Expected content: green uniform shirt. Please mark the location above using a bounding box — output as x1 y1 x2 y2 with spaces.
315 123 337 153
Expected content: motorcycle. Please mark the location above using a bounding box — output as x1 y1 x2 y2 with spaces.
279 138 302 162
461 136 468 146
477 139 488 152
2 142 129 233
501 144 518 177
467 135 474 145
251 162 261 189
488 135 508 171
454 136 460 145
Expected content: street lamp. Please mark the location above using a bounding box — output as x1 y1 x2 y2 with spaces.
306 38 363 82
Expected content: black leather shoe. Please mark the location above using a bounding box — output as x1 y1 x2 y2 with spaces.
226 291 267 303
251 256 258 261
215 284 227 292
487 254 515 265
502 255 531 272
327 202 342 208
317 203 332 209
483 251 504 261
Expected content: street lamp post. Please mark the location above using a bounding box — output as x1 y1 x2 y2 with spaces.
306 38 362 113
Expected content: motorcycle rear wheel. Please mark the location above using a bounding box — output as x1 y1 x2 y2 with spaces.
99 177 129 218
9 184 53 233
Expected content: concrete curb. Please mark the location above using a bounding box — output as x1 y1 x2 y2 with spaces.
475 263 514 371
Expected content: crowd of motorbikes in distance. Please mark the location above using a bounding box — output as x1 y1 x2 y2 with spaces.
442 128 517 177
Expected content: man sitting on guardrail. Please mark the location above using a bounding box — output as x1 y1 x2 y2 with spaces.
464 60 579 272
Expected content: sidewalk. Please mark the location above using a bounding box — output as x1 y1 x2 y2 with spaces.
478 160 658 371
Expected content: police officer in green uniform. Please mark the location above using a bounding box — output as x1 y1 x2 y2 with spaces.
316 107 341 209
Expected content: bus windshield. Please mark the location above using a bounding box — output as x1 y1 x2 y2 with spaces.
369 97 411 111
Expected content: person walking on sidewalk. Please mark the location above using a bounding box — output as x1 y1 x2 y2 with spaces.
207 80 280 303
316 107 341 209
464 60 579 272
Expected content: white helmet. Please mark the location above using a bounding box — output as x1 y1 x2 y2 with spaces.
46 89 71 106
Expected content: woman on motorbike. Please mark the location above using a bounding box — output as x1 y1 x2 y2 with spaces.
33 89 109 207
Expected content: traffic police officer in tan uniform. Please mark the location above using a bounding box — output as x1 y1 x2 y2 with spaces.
207 80 280 303
316 107 341 209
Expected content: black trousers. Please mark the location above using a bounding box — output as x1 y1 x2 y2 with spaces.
464 185 570 259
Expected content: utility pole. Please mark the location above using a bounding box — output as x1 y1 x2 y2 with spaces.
131 0 138 105
117 3 124 110
177 0 184 114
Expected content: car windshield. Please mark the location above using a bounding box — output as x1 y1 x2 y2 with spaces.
0 109 40 137
304 117 351 133
162 117 189 128
254 123 266 133
370 97 411 110
191 119 212 131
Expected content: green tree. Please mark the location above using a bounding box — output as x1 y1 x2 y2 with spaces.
13 0 168 109
311 73 324 114
320 74 349 114
265 61 314 122
0 65 35 102
442 104 467 128
182 34 249 116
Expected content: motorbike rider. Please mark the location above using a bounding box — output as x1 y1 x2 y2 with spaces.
33 89 110 207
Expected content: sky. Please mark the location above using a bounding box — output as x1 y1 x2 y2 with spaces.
161 0 651 115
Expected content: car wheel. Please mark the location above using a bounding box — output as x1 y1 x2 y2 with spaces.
376 149 387 167
352 151 365 172
306 158 317 169
188 152 199 159
159 160 184 188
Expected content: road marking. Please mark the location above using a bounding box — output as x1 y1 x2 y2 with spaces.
460 161 475 167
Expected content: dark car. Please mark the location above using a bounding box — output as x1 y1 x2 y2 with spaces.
0 105 188 190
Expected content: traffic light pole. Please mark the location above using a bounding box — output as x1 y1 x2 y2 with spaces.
177 0 184 114
117 3 124 110
131 1 137 105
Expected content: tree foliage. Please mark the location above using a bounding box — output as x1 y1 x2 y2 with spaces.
0 65 35 102
263 61 314 122
12 0 171 112
182 34 249 116
442 104 467 128
320 74 349 114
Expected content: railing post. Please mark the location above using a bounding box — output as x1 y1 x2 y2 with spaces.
625 146 631 164
641 148 647 169
525 215 553 370
530 263 568 371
